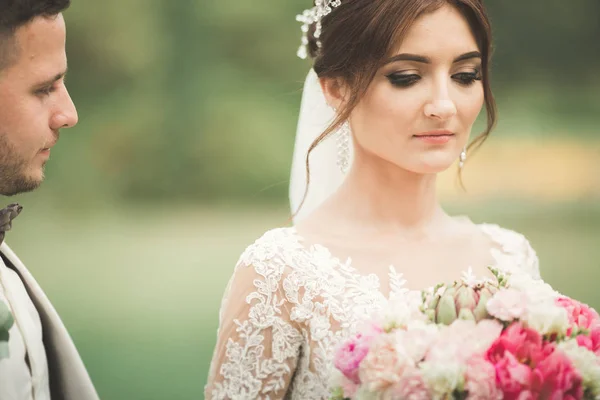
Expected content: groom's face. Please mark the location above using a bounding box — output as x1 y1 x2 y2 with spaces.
0 13 78 196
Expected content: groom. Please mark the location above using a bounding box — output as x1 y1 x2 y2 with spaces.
0 0 99 399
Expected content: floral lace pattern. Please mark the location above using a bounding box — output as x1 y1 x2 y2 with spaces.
205 224 541 399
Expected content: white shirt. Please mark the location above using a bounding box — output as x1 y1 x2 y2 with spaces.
0 255 50 400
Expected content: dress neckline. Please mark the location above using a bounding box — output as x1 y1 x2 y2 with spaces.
278 220 509 297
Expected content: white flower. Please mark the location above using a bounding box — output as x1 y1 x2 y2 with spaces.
524 302 570 336
397 320 440 361
420 361 464 399
508 274 559 304
486 288 528 322
558 340 600 396
461 267 479 287
328 368 345 391
377 294 427 329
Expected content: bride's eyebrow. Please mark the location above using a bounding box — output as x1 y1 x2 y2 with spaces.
383 51 482 65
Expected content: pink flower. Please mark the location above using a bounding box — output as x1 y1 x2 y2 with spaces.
576 325 600 355
486 288 528 322
359 333 413 392
493 351 534 399
334 324 382 384
530 348 584 399
486 323 558 398
427 320 475 363
556 297 600 335
464 355 501 400
384 369 429 400
427 320 502 366
487 322 548 367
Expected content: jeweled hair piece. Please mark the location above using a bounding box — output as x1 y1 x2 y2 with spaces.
295 0 342 59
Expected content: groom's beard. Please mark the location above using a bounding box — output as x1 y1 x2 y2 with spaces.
0 132 42 196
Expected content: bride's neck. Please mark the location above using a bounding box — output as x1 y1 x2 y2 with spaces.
321 156 448 235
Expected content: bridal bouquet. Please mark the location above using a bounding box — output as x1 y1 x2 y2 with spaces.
329 268 600 400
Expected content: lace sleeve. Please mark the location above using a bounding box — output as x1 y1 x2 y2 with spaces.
204 241 304 400
521 236 541 280
482 224 541 280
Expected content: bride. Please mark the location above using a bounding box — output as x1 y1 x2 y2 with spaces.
205 0 540 398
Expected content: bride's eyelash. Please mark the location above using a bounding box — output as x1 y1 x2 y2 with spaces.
452 69 482 86
385 73 421 87
385 69 482 88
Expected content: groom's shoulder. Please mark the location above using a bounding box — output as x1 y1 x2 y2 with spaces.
0 242 30 275
0 242 21 263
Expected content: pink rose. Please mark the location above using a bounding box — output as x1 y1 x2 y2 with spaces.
487 323 548 366
359 333 413 392
493 351 533 399
464 355 501 400
576 325 600 355
556 297 600 335
384 369 429 400
487 288 528 322
530 348 584 399
334 337 370 384
486 323 558 398
334 324 382 384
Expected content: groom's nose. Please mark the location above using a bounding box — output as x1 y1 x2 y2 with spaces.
50 84 78 130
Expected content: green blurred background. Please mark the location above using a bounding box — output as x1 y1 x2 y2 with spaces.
5 1 600 399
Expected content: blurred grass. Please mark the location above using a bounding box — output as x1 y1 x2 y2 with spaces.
3 201 599 399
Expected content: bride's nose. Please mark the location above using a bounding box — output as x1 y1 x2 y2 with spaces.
424 85 457 121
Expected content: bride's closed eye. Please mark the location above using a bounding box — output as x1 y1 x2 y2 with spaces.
385 72 421 87
385 68 482 88
452 69 482 86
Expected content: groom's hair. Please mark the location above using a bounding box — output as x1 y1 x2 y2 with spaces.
0 0 71 69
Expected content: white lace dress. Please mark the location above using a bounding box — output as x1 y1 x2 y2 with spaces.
204 224 540 400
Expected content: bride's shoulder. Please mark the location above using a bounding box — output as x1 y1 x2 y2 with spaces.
477 222 541 279
478 223 533 250
235 226 302 270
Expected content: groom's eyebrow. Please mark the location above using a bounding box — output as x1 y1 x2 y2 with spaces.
32 68 68 89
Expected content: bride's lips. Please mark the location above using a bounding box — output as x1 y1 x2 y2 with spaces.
413 130 455 144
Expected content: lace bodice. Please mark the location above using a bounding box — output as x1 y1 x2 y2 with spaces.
204 224 540 400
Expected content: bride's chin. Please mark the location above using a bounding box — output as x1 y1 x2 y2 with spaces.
405 161 456 175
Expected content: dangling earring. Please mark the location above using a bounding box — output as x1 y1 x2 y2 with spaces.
459 147 467 169
331 106 350 174
336 120 351 174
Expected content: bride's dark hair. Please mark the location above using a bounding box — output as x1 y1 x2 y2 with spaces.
298 0 497 213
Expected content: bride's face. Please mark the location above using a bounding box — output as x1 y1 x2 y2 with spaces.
339 5 485 175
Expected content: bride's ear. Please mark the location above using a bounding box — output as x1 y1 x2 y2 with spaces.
319 77 349 111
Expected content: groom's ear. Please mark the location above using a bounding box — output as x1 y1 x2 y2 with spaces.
319 77 349 110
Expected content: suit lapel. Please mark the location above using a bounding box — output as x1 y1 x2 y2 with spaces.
0 243 99 400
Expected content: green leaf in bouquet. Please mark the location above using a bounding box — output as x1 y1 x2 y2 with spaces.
473 289 493 321
458 308 475 321
488 266 509 287
423 277 500 325
456 286 477 309
329 387 345 400
451 389 469 400
437 293 458 325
